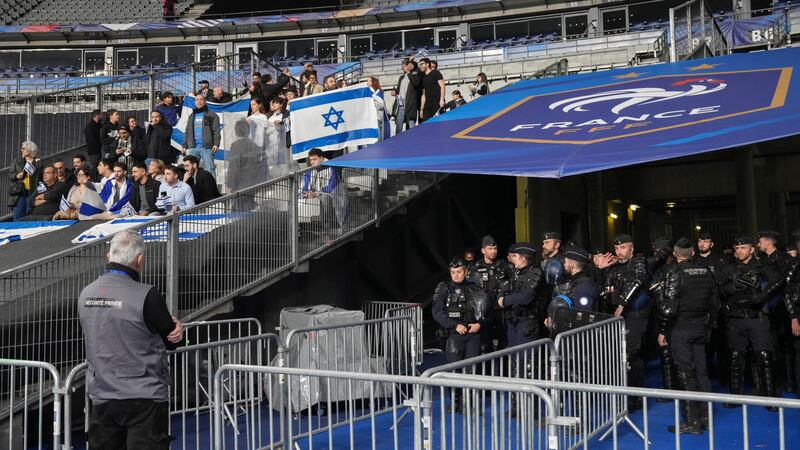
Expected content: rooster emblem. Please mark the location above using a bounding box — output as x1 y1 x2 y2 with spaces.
549 78 727 115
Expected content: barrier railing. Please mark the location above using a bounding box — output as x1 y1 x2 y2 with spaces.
0 359 62 450
213 364 560 450
669 0 729 61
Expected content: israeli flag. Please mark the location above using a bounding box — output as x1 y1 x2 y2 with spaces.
78 181 135 219
99 179 133 214
36 182 46 193
59 196 70 212
24 161 35 175
1 220 77 246
290 83 380 160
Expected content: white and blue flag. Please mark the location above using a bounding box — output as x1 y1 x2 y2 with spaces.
0 221 77 246
24 161 35 175
36 182 47 194
59 195 70 212
290 83 380 160
78 180 135 219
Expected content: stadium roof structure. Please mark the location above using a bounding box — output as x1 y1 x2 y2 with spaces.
327 47 800 178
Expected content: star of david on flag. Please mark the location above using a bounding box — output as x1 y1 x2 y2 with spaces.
289 83 381 159
322 107 345 131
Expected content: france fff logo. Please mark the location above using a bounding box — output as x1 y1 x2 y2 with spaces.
453 68 791 145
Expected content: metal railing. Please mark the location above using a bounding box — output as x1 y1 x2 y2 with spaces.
0 166 439 395
0 359 63 450
669 0 729 61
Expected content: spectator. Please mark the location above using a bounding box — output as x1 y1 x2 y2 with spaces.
303 72 323 96
111 127 146 174
239 71 262 96
323 75 337 91
24 165 69 221
148 159 166 183
84 110 103 167
392 58 422 132
227 119 264 196
440 90 467 113
145 111 176 165
155 91 180 127
367 76 388 141
53 168 95 220
267 97 290 174
430 60 439 71
469 72 490 98
419 58 445 123
261 68 291 102
77 230 183 450
157 165 195 213
197 79 211 98
104 163 131 211
210 87 232 103
8 141 42 220
301 63 315 81
301 148 347 228
285 86 298 101
71 154 96 183
182 95 220 179
129 163 161 216
100 109 122 159
126 116 146 148
336 79 348 89
52 159 75 186
182 155 220 204
96 158 114 190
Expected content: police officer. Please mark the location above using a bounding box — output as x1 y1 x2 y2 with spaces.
78 230 184 449
471 235 510 351
497 243 546 347
541 232 568 336
758 230 793 393
784 229 800 393
432 257 488 410
696 231 731 381
544 245 600 334
696 232 731 275
719 235 784 409
648 237 678 396
595 234 649 408
541 231 566 266
657 237 718 434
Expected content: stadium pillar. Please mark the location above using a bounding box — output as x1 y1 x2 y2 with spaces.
148 74 156 116
166 216 179 312
25 98 34 141
95 84 103 112
735 145 758 237
515 177 529 242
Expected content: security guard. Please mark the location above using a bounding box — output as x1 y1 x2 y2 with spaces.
432 257 489 410
658 237 718 434
498 242 545 347
78 230 183 449
471 235 511 351
596 234 649 408
648 238 678 396
718 235 784 409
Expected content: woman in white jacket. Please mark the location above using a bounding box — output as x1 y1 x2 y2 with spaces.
367 76 388 141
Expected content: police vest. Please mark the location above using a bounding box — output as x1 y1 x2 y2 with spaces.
78 271 170 403
674 261 714 319
445 283 476 322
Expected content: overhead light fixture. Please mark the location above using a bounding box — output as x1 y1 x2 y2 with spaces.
695 225 702 231
666 202 676 208
629 204 640 211
609 213 618 219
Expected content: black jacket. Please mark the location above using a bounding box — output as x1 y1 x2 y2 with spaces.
129 176 161 214
28 180 69 217
100 121 121 157
262 74 291 101
394 71 422 119
8 157 43 196
84 120 103 157
186 167 220 204
145 122 176 164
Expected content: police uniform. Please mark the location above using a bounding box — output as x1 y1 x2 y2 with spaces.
470 235 511 351
718 235 784 405
561 246 598 312
759 231 794 393
659 238 718 434
648 238 678 395
78 262 178 449
784 230 800 392
601 234 649 394
501 243 545 347
695 232 732 382
432 260 486 364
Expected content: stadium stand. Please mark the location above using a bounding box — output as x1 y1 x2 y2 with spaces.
0 0 44 25
16 0 194 25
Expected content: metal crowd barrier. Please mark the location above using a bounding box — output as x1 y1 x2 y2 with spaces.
213 364 560 450
552 317 629 449
0 359 62 450
363 301 424 364
669 0 729 61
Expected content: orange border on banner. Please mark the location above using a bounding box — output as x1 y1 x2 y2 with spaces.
451 67 793 145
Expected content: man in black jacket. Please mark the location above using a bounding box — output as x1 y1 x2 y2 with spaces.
392 58 422 132
129 163 161 216
23 166 69 220
261 68 292 102
182 155 220 204
145 111 176 165
100 109 122 159
84 110 103 167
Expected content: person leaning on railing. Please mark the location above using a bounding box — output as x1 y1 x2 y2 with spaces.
8 141 43 220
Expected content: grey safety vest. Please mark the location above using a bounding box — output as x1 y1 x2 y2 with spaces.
78 271 169 403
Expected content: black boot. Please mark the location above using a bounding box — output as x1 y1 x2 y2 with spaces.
784 350 796 393
668 400 703 434
658 345 677 402
758 351 779 412
724 351 744 408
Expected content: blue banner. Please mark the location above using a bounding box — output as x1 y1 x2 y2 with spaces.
718 12 787 48
326 48 800 178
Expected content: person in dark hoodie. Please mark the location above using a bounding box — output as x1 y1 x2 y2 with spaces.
145 111 176 165
100 109 122 159
84 109 103 167
261 67 292 102
181 95 220 179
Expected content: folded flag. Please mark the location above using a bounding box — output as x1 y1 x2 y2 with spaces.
78 182 135 220
36 182 46 193
24 161 35 175
59 196 70 212
290 83 380 160
0 220 77 246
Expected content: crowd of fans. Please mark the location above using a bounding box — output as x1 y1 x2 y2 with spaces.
7 58 490 222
